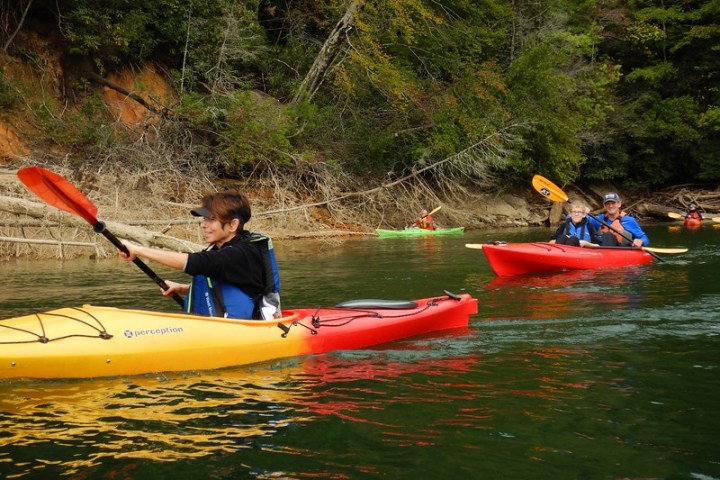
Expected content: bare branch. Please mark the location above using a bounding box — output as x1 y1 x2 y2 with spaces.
292 0 364 104
3 0 33 53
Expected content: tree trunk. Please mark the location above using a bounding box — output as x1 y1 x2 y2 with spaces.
292 0 364 104
0 196 203 253
636 202 680 220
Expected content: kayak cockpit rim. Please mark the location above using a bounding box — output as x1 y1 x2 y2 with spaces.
75 305 303 326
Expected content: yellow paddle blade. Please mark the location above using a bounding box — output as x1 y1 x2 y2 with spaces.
465 243 485 250
427 206 442 216
532 175 569 202
643 246 688 254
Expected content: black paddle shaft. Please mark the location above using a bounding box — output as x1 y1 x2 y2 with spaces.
93 221 185 306
584 212 663 262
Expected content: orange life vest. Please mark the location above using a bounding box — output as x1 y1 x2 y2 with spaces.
600 212 627 244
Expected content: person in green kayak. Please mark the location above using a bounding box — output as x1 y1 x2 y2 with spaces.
117 192 281 320
411 209 435 230
589 192 649 247
549 199 601 246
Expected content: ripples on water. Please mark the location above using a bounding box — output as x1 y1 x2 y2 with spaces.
1 225 720 479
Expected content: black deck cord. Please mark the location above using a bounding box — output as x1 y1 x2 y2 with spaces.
0 307 113 345
277 320 315 338
277 291 461 337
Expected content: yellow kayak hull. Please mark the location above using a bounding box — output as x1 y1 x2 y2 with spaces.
1 293 478 379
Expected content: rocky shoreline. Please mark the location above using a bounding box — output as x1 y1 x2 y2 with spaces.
1 165 717 260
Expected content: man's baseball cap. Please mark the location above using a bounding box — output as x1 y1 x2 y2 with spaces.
603 192 620 203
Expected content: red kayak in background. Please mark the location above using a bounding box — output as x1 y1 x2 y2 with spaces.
472 242 654 276
684 217 702 228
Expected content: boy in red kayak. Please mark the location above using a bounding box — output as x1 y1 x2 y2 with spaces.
549 199 600 246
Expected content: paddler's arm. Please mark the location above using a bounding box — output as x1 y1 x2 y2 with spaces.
621 218 649 247
118 239 189 271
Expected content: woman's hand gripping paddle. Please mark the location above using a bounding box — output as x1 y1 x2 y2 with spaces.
17 166 185 306
531 175 688 259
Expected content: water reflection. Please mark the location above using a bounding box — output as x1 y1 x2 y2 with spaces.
1 225 720 479
0 350 485 478
479 266 652 321
0 365 312 476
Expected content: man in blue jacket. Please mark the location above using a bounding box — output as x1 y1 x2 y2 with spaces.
590 192 649 247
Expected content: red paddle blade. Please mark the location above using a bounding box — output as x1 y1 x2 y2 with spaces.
531 174 569 203
17 166 99 225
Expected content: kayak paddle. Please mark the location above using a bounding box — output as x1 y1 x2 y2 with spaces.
426 205 442 217
531 175 685 260
17 166 185 306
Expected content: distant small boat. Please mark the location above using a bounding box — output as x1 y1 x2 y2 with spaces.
375 227 465 238
669 211 704 228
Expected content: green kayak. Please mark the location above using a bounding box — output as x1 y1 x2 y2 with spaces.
375 227 465 238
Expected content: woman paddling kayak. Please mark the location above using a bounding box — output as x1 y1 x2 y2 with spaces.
118 192 281 320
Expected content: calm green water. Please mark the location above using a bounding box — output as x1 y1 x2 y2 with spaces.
1 224 719 479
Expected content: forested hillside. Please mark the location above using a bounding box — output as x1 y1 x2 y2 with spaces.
0 0 718 193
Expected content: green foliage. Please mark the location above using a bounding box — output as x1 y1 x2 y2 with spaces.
178 90 303 169
502 0 622 186
625 61 676 84
5 0 719 188
51 0 265 89
297 0 519 176
33 94 120 151
0 72 17 109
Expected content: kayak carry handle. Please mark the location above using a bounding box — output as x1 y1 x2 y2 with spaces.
443 290 461 301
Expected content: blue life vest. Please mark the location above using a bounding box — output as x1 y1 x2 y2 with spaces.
248 233 282 320
183 232 281 320
184 275 255 319
560 217 596 242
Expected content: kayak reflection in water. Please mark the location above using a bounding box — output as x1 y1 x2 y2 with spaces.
118 192 281 320
549 199 600 247
590 192 650 247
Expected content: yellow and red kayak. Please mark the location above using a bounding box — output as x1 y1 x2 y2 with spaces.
0 292 477 379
